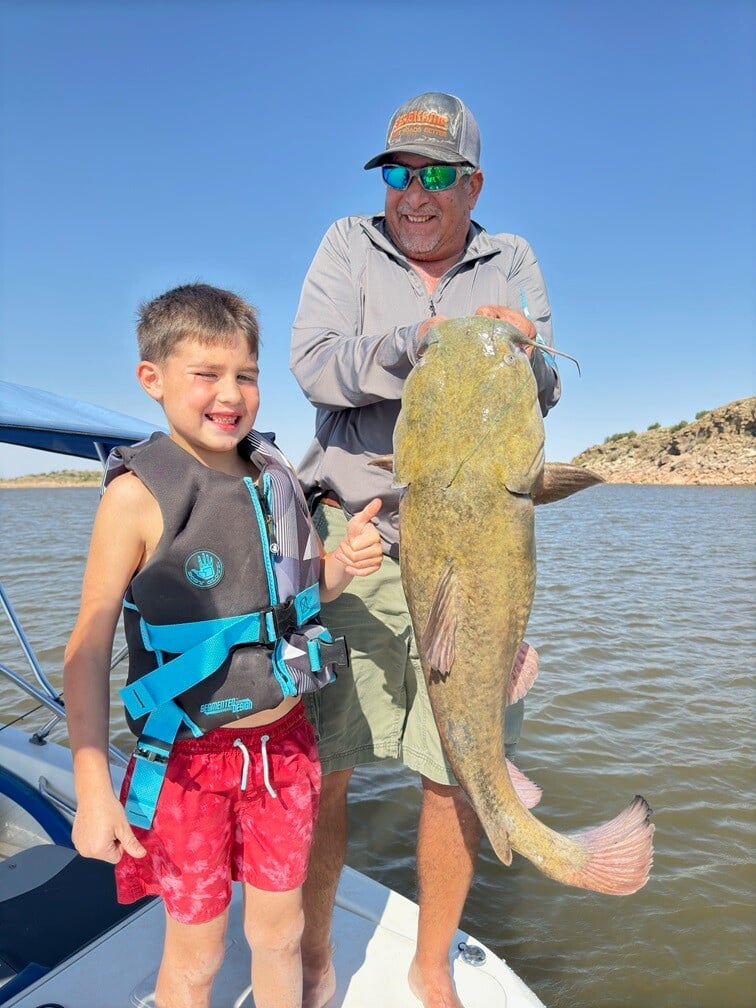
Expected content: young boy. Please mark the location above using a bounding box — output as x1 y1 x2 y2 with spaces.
63 283 383 1008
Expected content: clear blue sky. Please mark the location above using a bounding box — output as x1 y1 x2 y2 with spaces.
1 0 753 477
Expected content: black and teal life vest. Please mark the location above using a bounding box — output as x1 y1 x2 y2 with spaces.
107 431 348 829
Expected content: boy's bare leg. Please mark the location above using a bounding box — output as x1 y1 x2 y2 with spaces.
156 908 228 1008
409 778 483 1008
302 767 353 1008
244 884 305 1008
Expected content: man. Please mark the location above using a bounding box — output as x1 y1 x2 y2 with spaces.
290 92 560 1008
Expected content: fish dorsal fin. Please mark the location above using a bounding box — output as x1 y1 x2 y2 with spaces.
420 565 457 681
533 463 604 505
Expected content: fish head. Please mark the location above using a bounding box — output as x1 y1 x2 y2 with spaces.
395 316 545 494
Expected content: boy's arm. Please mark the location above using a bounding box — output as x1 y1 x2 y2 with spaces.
319 497 383 602
63 473 149 862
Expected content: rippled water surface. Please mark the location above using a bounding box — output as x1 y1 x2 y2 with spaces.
1 485 754 1008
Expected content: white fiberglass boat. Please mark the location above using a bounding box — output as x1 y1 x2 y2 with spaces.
0 380 545 1008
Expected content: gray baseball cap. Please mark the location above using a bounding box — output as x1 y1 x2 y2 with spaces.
364 92 481 170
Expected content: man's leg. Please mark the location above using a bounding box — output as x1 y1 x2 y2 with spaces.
408 778 483 1008
504 697 524 758
302 767 353 1008
401 615 484 1008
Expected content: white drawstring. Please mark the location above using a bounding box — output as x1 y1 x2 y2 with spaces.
261 734 278 798
234 735 278 798
234 738 250 790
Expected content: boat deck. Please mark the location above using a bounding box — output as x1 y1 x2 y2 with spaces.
1 857 542 1007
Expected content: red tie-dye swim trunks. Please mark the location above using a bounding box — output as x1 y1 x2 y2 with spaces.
115 702 321 924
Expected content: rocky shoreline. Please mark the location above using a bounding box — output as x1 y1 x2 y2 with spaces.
571 397 755 486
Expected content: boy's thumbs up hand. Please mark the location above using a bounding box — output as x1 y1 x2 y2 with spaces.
333 498 383 576
347 497 382 536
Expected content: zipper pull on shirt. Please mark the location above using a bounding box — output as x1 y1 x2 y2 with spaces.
257 480 280 556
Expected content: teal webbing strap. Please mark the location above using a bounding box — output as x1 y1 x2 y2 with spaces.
120 611 265 719
120 585 321 720
123 702 186 829
306 626 334 672
124 750 168 829
139 612 258 654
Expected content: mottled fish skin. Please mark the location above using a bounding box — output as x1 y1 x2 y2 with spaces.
393 317 654 896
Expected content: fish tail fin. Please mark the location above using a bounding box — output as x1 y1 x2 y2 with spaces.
505 758 542 809
565 796 655 895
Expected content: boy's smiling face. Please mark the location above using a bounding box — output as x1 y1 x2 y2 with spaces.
137 330 260 471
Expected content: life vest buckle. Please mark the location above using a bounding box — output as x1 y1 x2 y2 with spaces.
262 597 298 643
134 737 172 765
316 635 351 672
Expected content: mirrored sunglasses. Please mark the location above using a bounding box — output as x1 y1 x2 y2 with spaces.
381 164 476 192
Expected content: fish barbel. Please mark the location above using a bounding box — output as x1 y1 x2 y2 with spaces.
384 316 654 896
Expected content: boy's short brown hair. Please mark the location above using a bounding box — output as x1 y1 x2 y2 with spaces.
137 283 259 364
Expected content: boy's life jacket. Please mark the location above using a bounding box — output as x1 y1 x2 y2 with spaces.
106 431 349 829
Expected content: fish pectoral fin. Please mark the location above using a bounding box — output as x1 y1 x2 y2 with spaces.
533 462 604 505
492 836 514 866
420 566 457 679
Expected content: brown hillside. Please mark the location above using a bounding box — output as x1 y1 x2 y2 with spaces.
571 397 755 486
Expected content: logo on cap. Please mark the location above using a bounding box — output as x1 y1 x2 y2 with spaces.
390 110 452 143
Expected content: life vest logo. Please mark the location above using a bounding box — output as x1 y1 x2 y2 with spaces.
185 550 224 588
200 698 254 716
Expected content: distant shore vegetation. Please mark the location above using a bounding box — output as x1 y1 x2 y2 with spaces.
604 418 691 444
0 469 101 487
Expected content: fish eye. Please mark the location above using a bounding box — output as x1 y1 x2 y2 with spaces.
503 353 516 365
416 334 439 360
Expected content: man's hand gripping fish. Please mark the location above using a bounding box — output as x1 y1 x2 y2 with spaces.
374 317 654 896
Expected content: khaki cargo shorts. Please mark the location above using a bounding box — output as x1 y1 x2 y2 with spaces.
306 505 523 785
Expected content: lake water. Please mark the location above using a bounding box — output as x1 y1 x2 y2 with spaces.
0 485 754 1008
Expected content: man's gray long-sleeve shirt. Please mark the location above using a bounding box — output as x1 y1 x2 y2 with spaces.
290 213 560 557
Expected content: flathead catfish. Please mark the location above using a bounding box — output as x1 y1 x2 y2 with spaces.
383 316 654 896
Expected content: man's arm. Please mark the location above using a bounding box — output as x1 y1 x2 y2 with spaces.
509 237 560 415
290 218 423 411
530 341 561 416
475 233 561 416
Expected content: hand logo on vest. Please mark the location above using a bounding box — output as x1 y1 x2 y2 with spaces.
185 550 225 589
